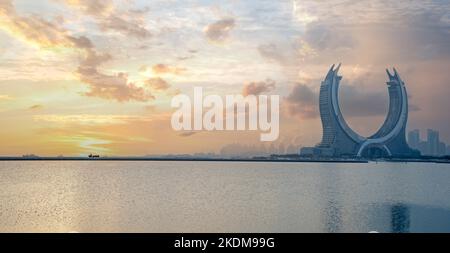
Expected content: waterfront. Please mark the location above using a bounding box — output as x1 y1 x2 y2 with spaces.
1 161 449 232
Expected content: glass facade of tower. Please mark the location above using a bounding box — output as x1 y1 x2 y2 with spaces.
301 64 420 158
317 80 335 148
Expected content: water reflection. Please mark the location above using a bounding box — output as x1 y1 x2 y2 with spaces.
319 201 450 233
314 163 450 233
391 204 410 233
398 204 450 233
363 203 450 233
1 161 450 232
324 200 342 233
317 165 343 233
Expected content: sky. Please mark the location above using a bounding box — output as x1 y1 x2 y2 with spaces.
0 0 449 156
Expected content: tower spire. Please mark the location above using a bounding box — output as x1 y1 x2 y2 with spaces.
386 69 393 79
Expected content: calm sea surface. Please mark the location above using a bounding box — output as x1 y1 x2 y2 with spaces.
1 161 449 232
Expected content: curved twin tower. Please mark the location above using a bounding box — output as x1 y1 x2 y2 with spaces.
314 64 419 158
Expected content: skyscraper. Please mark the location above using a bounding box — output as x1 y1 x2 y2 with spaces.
410 129 448 156
438 142 446 156
427 129 439 156
408 129 420 149
306 64 419 158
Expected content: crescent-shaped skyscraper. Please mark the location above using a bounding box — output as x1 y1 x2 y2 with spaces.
304 64 420 158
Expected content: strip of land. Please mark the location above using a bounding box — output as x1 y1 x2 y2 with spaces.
0 156 449 163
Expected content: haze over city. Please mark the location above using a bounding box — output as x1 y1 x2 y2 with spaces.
0 0 449 156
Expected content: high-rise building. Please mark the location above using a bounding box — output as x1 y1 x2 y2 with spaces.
408 129 420 149
411 129 448 156
427 129 439 156
438 142 446 156
418 141 429 155
302 64 419 158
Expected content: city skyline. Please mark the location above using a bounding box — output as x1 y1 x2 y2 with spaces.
408 128 450 157
0 0 449 156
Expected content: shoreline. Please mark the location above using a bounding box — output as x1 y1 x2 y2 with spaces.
0 157 368 163
0 157 449 163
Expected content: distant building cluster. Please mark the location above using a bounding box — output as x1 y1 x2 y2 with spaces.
408 129 449 157
145 143 301 160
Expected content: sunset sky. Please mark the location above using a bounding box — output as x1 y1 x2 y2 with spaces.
0 0 449 156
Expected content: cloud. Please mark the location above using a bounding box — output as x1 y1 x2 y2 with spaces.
292 0 318 25
0 1 153 102
76 49 154 102
338 85 388 117
179 132 198 137
301 23 354 52
204 18 235 42
77 67 154 102
291 0 449 64
282 0 448 137
242 79 276 96
284 82 409 119
257 44 288 64
33 114 156 125
29 104 43 110
57 0 151 39
98 14 151 39
0 0 88 49
292 0 450 26
151 64 186 75
295 39 317 60
284 84 318 119
57 0 113 16
176 50 197 61
176 55 194 61
145 77 170 91
80 48 112 66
